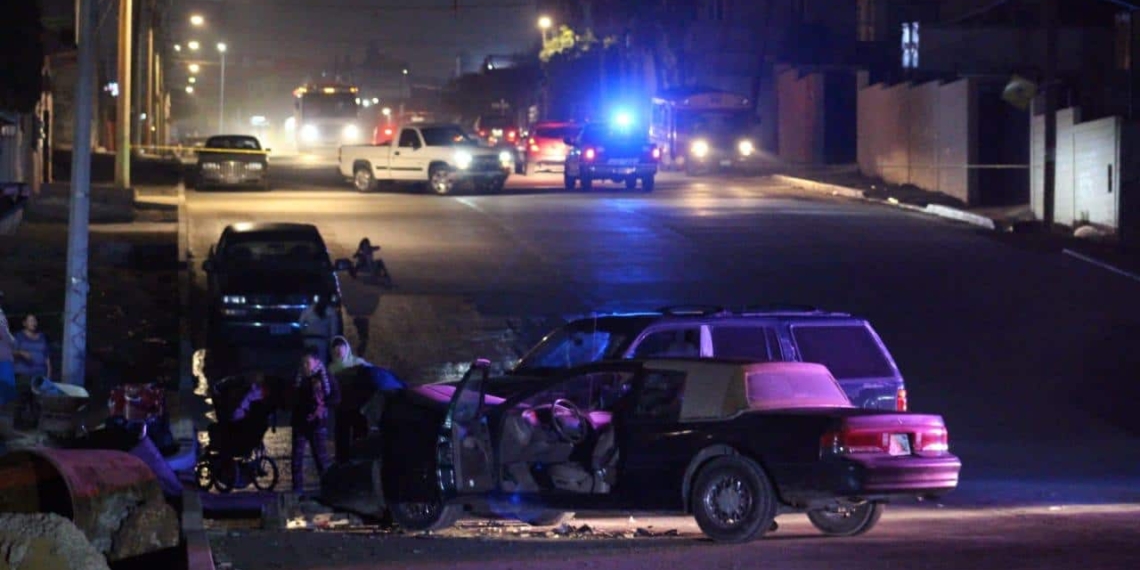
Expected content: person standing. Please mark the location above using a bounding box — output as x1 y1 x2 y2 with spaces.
298 296 338 364
329 335 368 463
13 313 51 382
0 294 17 409
291 346 332 493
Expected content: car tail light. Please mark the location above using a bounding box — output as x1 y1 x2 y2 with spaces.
896 388 908 411
915 426 949 453
584 147 596 161
821 428 889 455
821 419 950 457
479 130 487 137
507 130 517 141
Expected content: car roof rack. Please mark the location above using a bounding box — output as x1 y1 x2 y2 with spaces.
734 304 844 316
656 305 727 316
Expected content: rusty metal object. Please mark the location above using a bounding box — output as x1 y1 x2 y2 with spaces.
0 448 180 561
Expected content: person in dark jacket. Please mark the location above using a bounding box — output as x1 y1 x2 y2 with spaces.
291 346 332 492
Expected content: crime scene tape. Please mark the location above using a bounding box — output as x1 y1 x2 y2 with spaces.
134 144 272 156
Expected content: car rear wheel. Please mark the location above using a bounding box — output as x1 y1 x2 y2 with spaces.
580 175 593 191
624 177 637 190
354 165 376 192
563 173 576 190
807 502 884 537
691 455 776 543
390 500 461 532
429 165 455 195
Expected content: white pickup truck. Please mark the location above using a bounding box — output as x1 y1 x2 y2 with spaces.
338 124 511 194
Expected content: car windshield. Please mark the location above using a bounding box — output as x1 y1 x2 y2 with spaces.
421 126 477 146
678 110 754 138
514 326 629 372
204 136 261 150
301 93 358 119
222 232 328 269
535 125 580 140
580 123 647 146
745 369 853 410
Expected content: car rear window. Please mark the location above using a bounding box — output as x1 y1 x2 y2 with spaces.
711 326 779 361
791 324 895 379
535 126 580 139
745 369 852 410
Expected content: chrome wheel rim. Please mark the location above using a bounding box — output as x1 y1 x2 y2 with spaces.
430 170 452 194
401 501 440 523
703 474 753 528
354 170 372 191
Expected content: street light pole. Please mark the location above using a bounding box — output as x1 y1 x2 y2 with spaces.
115 0 132 188
218 43 227 132
63 0 98 387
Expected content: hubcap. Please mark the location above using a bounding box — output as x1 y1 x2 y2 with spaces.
703 474 753 528
355 170 371 190
431 171 452 194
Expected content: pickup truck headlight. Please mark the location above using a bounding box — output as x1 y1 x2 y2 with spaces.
246 162 264 170
498 150 512 167
222 295 247 305
454 150 473 170
738 140 754 156
201 162 221 170
301 124 319 143
690 139 710 158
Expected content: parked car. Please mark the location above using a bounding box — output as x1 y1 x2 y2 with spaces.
516 122 580 175
564 121 659 192
506 305 910 410
360 358 960 542
339 124 511 195
196 135 270 190
200 222 351 377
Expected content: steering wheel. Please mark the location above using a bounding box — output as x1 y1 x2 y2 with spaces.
550 398 588 444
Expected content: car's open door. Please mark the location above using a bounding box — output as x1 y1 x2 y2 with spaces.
438 358 496 498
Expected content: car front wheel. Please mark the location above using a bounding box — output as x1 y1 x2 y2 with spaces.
806 502 884 537
354 166 376 192
429 165 455 195
641 175 655 193
579 175 593 191
389 500 461 532
691 455 776 543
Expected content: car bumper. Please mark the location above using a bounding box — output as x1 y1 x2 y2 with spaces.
688 151 755 167
199 170 267 186
451 168 509 181
583 164 657 178
835 453 962 497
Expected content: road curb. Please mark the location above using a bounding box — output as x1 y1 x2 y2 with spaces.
182 491 216 570
771 174 998 231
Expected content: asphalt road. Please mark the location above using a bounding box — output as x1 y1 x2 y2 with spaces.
185 154 1140 567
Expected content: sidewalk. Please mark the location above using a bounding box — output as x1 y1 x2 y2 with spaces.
771 167 1140 281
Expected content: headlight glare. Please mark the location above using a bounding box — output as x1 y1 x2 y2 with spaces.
691 139 710 158
455 150 473 169
222 295 246 305
498 150 512 165
300 124 319 143
343 124 361 140
738 140 754 156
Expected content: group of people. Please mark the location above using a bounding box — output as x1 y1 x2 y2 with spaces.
290 292 387 493
0 292 53 418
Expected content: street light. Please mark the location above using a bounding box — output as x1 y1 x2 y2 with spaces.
188 63 200 73
538 15 553 43
190 14 205 27
188 40 200 51
188 76 196 84
217 42 227 132
173 43 181 52
382 107 391 125
185 85 194 94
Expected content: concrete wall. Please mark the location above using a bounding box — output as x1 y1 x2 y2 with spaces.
857 77 977 204
776 67 825 164
1030 108 1122 229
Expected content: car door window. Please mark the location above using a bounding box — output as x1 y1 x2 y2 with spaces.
632 328 701 358
398 130 421 149
631 370 686 421
710 326 780 361
791 324 896 379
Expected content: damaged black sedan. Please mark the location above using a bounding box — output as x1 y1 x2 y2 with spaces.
327 359 961 543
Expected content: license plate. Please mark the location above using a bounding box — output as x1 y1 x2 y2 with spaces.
269 324 292 335
611 159 638 166
888 434 912 456
719 159 733 167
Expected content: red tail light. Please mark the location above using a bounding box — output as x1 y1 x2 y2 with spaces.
916 427 949 453
584 147 596 161
821 419 950 457
896 388 908 411
479 130 487 137
507 130 517 141
529 144 539 152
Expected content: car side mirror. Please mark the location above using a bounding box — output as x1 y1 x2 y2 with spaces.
201 259 215 272
334 258 352 272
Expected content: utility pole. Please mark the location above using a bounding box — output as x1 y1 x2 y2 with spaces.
115 0 133 189
1041 0 1057 227
63 0 97 388
145 9 155 147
